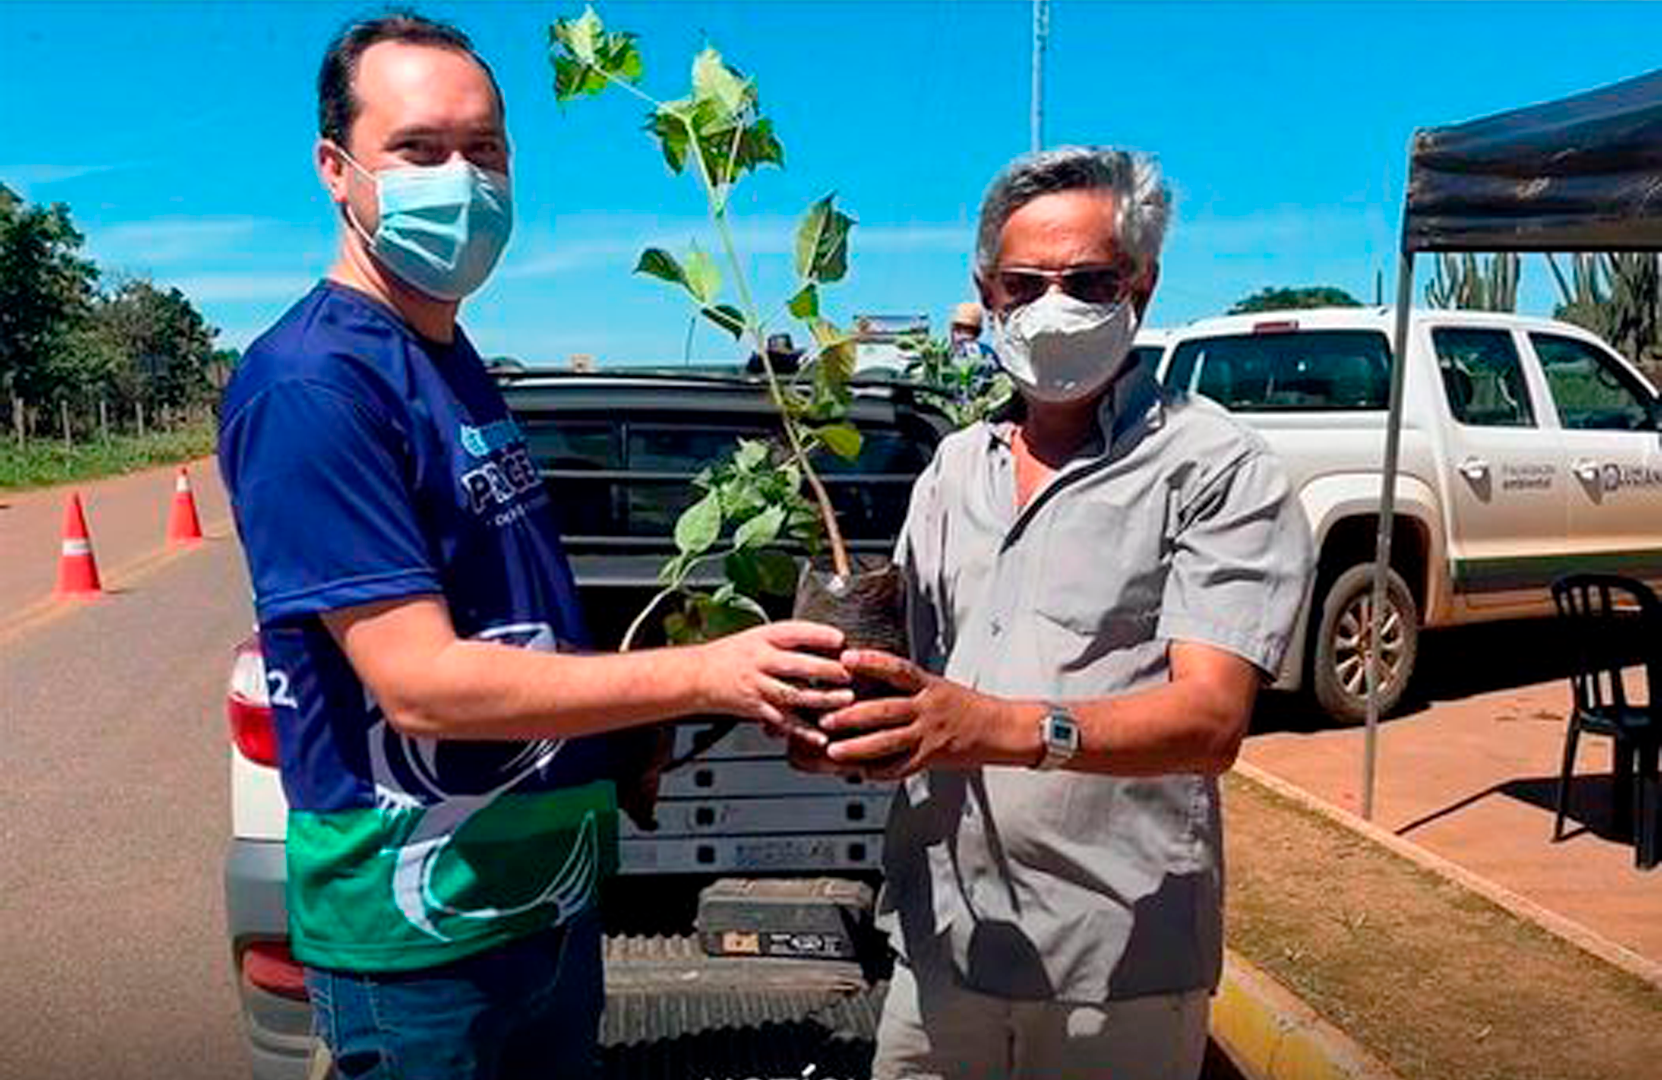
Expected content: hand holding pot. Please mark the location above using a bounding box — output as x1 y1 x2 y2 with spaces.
817 649 1031 777
694 621 852 744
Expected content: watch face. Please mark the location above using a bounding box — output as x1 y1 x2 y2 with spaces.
1046 710 1079 750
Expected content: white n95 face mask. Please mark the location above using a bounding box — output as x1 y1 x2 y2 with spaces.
989 291 1141 404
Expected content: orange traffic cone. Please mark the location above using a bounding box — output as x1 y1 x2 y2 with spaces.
55 493 103 597
167 466 203 546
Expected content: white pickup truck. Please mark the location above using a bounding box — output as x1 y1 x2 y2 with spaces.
1158 307 1662 723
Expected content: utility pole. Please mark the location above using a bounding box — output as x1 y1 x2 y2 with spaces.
1031 0 1048 153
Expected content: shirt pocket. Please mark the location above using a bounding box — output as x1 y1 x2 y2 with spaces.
1033 498 1168 655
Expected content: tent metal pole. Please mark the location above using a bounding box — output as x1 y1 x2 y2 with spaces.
1364 249 1417 822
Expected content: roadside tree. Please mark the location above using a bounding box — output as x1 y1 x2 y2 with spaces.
1228 286 1362 314
0 183 100 416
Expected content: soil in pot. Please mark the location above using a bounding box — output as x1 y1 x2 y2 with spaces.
787 553 910 773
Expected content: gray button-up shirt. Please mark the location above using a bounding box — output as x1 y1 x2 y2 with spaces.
880 363 1312 1003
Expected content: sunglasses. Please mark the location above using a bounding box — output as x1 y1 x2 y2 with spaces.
993 264 1134 308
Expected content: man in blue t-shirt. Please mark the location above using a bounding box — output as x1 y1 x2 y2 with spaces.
219 15 853 1080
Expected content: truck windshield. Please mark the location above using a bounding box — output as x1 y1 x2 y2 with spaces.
1164 330 1392 411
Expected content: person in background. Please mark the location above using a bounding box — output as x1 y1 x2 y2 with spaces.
948 300 998 395
948 301 994 363
746 331 804 376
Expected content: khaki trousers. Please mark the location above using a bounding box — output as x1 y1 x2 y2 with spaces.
872 957 1209 1080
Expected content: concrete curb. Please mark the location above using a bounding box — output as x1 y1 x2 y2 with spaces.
1213 951 1400 1080
1233 760 1662 990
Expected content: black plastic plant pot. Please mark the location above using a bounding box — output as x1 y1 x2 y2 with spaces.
787 553 910 772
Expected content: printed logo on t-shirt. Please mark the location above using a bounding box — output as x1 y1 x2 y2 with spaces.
460 418 521 458
459 422 543 525
366 621 600 942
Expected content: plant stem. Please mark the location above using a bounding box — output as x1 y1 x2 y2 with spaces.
620 582 679 653
684 117 851 578
589 56 851 577
593 69 665 111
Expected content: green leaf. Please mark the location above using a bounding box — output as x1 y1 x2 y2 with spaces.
808 317 846 348
707 590 769 633
733 438 770 471
794 194 855 283
691 47 750 120
786 501 823 553
674 489 723 555
664 610 695 645
787 283 819 320
726 593 769 622
815 338 857 398
647 101 694 173
552 6 603 64
658 551 691 585
755 549 801 596
551 56 585 102
683 244 721 305
724 550 761 596
635 248 688 290
699 304 745 340
733 504 786 550
814 423 862 460
692 591 767 639
715 468 768 520
598 30 643 83
739 118 785 171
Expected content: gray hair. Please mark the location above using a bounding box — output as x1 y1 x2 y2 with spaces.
974 146 1172 274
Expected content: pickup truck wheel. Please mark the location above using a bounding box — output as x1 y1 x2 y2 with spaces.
1312 563 1419 726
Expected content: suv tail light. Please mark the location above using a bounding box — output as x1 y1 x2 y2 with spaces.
228 636 278 767
240 940 308 1001
1252 319 1300 334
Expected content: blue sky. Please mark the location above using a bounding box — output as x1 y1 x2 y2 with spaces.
3 1 1659 366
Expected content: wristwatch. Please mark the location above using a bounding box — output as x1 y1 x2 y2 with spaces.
1035 703 1080 771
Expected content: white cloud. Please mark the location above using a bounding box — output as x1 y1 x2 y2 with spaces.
89 216 279 268
161 272 315 303
856 224 973 252
1 163 130 188
500 217 973 280
1172 206 1390 257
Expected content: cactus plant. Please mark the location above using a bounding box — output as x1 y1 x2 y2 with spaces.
1423 252 1520 312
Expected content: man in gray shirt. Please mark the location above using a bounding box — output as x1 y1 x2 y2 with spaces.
819 147 1314 1079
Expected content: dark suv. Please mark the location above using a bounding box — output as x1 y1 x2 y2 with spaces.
222 370 952 1079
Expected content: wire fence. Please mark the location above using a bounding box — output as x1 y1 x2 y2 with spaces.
7 394 217 450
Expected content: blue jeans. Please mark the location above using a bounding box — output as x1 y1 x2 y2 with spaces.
304 909 602 1080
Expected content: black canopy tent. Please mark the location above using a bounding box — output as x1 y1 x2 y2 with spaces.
1364 69 1662 819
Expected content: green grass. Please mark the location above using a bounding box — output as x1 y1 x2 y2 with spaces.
0 422 217 491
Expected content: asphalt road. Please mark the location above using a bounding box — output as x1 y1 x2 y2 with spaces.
0 458 233 620
1 528 254 1080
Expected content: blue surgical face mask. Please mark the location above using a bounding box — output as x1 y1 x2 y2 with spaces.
342 152 513 301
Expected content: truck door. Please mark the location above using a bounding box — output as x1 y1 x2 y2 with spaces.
1528 331 1662 590
1431 326 1567 609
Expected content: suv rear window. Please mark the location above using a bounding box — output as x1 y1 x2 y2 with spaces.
517 411 933 545
1163 330 1391 411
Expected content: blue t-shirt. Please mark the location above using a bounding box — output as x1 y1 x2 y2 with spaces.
220 281 615 972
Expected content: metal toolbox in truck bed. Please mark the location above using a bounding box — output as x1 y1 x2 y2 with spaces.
695 877 876 960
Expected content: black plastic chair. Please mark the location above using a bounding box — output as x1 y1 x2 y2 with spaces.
1549 573 1661 869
